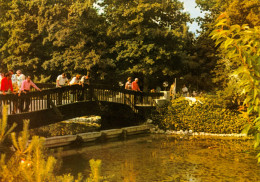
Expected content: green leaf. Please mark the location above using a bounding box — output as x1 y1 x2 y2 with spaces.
254 133 260 149
215 19 227 27
241 124 251 135
224 37 234 49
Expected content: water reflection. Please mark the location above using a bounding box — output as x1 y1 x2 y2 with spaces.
60 135 260 181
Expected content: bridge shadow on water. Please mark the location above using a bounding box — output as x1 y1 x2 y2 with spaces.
1 84 163 131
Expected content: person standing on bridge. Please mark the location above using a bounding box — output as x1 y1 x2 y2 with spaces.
79 74 91 101
125 77 132 90
131 78 141 92
56 73 68 87
69 74 81 85
132 78 142 104
19 76 41 112
1 73 15 95
0 73 16 114
16 70 25 90
69 74 81 102
9 70 19 114
56 73 69 105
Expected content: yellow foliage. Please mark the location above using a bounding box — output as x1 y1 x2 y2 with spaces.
0 105 17 144
153 96 249 134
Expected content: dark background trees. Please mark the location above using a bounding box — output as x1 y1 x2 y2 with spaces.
0 0 258 92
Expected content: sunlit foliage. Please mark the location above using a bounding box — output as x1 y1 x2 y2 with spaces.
0 115 106 181
211 13 260 161
0 105 16 145
102 0 192 89
153 96 247 133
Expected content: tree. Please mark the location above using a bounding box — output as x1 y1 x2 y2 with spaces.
101 0 192 90
211 13 260 162
41 0 115 79
194 0 259 95
0 0 113 81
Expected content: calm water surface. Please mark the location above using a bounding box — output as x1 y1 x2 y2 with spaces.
60 135 260 182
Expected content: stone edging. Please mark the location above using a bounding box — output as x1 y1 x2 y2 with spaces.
150 125 249 138
43 124 251 148
44 124 153 148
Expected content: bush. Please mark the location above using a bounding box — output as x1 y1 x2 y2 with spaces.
153 96 248 134
30 122 100 137
0 119 106 182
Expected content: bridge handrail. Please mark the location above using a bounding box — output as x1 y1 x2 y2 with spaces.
0 84 163 97
0 84 163 114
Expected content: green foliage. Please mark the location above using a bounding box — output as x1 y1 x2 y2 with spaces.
102 0 193 88
86 159 102 182
196 0 260 27
153 97 247 133
0 119 106 182
30 121 100 137
11 120 32 156
194 0 260 92
0 0 111 79
210 13 260 160
0 0 208 90
0 121 56 182
0 105 17 145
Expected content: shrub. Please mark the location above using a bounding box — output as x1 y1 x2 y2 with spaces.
153 96 248 134
30 122 100 137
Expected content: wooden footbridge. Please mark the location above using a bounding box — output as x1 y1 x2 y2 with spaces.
0 84 163 130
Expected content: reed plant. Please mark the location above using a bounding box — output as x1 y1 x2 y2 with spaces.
0 107 107 182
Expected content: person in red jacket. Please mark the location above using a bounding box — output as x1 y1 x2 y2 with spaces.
131 78 142 104
131 78 141 92
1 73 15 95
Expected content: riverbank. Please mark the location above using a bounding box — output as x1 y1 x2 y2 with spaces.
43 124 153 148
42 121 252 148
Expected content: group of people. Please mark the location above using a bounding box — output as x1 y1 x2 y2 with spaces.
0 71 91 113
0 70 41 113
56 73 90 87
1 70 201 113
150 81 199 99
181 85 201 97
125 77 142 92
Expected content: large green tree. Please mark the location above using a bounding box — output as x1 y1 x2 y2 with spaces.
0 0 112 80
101 0 192 90
41 0 114 79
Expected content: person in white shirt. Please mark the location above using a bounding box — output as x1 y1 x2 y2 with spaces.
56 73 68 87
16 70 25 90
9 70 17 84
69 74 81 102
69 74 81 85
182 84 188 97
80 75 90 86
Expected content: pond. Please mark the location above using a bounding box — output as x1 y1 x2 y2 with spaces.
59 134 260 181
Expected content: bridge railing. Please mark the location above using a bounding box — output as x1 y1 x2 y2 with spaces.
0 84 163 115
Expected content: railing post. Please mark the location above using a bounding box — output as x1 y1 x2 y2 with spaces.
57 90 62 105
134 92 136 106
81 85 85 101
89 85 94 101
47 94 50 109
